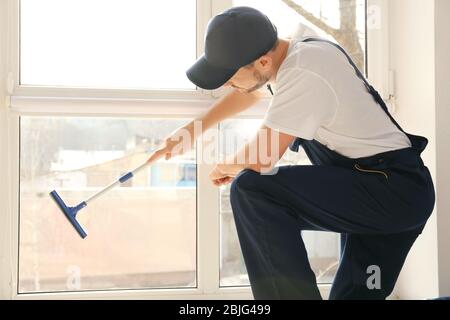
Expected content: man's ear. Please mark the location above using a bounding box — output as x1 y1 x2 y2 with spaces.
256 55 272 70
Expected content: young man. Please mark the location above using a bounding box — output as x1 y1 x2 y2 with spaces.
149 6 435 299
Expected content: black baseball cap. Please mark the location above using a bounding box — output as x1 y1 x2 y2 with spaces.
186 6 278 90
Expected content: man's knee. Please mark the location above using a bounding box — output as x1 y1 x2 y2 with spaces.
230 169 267 224
230 168 260 198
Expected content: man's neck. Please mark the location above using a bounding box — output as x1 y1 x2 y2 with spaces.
270 38 291 82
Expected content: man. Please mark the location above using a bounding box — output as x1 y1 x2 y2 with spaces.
149 7 435 299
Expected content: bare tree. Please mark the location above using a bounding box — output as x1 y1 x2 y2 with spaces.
281 0 364 71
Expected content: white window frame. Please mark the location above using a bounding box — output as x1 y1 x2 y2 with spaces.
366 0 394 112
1 0 388 300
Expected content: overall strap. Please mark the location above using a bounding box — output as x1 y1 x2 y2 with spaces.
301 37 407 136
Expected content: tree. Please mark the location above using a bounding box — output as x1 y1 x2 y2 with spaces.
281 0 364 71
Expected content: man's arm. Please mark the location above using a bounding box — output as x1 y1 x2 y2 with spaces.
197 89 264 133
209 125 296 185
148 89 263 162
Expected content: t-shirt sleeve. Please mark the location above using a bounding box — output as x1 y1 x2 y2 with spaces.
262 67 338 140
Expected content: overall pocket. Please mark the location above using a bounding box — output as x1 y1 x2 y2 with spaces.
354 163 389 181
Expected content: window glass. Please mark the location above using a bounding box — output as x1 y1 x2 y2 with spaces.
20 0 197 89
19 116 196 293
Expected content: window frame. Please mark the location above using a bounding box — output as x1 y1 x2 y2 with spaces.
2 0 388 299
14 0 212 99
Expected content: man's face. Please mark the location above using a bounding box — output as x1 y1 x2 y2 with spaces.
224 61 272 93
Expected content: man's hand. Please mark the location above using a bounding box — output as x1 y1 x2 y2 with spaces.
147 126 195 164
209 164 240 187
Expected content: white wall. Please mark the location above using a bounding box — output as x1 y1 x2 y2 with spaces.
390 0 450 299
0 0 13 300
435 0 450 297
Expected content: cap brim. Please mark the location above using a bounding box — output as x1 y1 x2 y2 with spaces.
186 55 238 90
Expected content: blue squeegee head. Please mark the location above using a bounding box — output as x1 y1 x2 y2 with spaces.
50 190 88 239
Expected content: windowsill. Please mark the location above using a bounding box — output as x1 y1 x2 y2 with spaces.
13 284 332 300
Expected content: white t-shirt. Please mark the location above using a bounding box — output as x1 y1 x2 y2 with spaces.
263 37 412 159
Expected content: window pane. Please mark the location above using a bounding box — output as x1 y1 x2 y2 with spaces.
20 0 196 89
219 119 340 287
19 117 196 293
233 0 367 73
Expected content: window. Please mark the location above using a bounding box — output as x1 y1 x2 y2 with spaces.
20 0 197 89
5 0 376 298
219 119 262 287
19 117 196 293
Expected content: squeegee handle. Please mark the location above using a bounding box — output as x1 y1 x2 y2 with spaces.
84 153 158 205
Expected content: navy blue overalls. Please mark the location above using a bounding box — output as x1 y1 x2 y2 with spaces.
229 38 436 300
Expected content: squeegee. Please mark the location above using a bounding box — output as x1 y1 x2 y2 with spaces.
50 157 155 239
